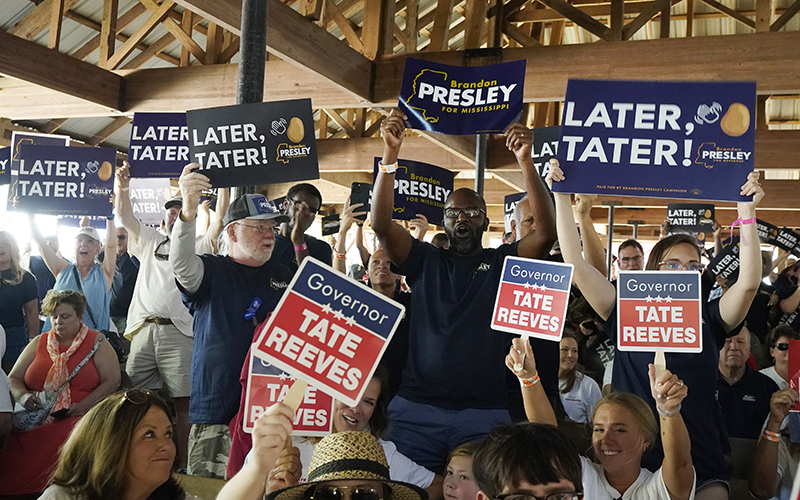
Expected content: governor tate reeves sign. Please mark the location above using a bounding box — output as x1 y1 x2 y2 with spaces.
252 258 405 407
617 271 702 353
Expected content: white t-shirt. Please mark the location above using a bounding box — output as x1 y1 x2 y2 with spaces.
559 372 603 424
580 457 696 500
125 225 213 339
760 366 788 390
245 435 435 489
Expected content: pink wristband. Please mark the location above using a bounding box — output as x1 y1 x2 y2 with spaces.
294 242 308 252
730 217 757 240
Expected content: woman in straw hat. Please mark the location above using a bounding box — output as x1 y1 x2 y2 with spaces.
218 403 428 500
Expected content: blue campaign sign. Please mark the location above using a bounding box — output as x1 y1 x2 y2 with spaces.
58 215 106 229
492 256 573 341
372 157 454 226
553 79 756 202
398 58 526 135
128 112 190 178
617 271 702 352
253 257 405 406
12 145 115 217
531 126 560 180
504 192 526 234
0 148 9 186
129 177 173 225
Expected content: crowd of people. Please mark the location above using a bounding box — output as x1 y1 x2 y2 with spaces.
0 109 798 500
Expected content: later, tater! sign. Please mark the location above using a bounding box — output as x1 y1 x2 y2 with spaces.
252 258 405 407
617 271 702 353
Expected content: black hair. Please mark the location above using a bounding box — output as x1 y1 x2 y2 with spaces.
368 363 391 439
618 238 644 255
287 183 323 208
472 423 582 498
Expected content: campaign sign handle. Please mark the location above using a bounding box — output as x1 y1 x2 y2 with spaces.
491 256 573 341
617 271 702 353
243 353 335 434
252 257 405 407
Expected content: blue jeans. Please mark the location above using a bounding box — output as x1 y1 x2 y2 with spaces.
2 325 29 370
386 396 511 473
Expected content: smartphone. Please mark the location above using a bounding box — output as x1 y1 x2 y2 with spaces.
350 182 372 222
51 408 69 419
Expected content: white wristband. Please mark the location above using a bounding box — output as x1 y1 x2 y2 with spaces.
118 186 129 192
379 161 398 174
19 393 32 406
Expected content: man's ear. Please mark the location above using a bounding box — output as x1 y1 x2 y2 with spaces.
483 215 490 231
226 223 238 242
509 220 518 240
477 491 492 500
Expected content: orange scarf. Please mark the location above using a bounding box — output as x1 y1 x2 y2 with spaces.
44 323 89 419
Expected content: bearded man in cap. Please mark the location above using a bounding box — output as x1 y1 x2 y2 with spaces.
171 164 293 479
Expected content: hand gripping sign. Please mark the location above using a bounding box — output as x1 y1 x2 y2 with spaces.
252 258 405 407
617 271 702 353
491 256 573 341
243 353 334 434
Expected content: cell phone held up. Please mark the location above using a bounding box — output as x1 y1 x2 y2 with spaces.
51 408 70 419
350 182 372 222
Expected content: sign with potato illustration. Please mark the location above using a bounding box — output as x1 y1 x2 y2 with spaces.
186 98 319 188
11 144 116 216
553 80 756 202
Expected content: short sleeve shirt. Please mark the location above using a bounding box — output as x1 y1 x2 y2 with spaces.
0 268 37 328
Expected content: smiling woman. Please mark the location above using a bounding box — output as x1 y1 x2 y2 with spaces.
39 390 201 500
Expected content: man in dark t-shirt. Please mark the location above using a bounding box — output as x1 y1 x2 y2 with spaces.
370 110 557 471
108 227 140 334
717 327 778 439
273 183 332 272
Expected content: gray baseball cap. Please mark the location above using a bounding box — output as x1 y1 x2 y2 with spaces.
224 194 290 226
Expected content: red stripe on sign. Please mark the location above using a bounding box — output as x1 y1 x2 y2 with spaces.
254 292 387 402
493 283 569 339
618 299 701 350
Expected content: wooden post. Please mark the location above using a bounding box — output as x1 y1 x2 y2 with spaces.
48 0 66 50
99 0 118 68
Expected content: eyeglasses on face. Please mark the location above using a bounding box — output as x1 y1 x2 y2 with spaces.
310 486 384 500
443 207 486 219
154 238 170 261
619 255 643 263
658 259 705 272
495 492 583 500
773 342 790 351
117 234 127 240
234 222 276 234
288 198 320 215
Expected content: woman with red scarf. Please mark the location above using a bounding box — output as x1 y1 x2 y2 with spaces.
1 289 120 496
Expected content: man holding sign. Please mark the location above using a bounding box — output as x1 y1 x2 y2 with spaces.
170 164 294 478
370 110 557 471
550 158 765 497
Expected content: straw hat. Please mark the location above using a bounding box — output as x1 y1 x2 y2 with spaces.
267 432 427 500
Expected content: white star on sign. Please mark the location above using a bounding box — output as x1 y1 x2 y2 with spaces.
655 296 663 303
664 296 673 303
333 309 345 321
345 315 356 326
523 282 532 289
279 372 288 380
645 295 653 302
321 303 333 315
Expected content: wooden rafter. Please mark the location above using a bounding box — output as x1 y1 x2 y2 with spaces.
218 35 241 63
99 0 118 67
180 8 193 66
139 0 207 63
536 0 610 39
428 0 456 50
771 0 800 31
323 109 357 137
327 0 364 52
88 116 132 146
41 119 69 134
8 0 81 41
48 0 66 50
622 0 678 40
105 1 176 70
463 0 489 48
697 0 756 28
503 21 541 46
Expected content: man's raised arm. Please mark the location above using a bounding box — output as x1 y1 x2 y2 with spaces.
506 124 557 259
114 161 142 244
370 110 413 268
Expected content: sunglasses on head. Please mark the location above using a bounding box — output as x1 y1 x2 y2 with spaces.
773 342 790 351
310 486 386 500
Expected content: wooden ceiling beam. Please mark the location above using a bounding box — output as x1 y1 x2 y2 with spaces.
0 31 123 113
8 0 81 41
170 0 372 102
374 31 800 103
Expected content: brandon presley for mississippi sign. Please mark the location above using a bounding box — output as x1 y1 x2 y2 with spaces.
398 58 526 135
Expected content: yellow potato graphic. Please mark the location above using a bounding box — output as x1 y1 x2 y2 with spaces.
720 103 750 137
163 188 172 201
98 161 113 181
704 209 712 218
287 117 305 143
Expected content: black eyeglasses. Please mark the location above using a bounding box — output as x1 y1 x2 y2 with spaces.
154 238 170 261
443 207 486 219
288 198 320 215
773 342 790 351
495 492 583 500
310 486 384 500
658 259 705 273
619 255 643 264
